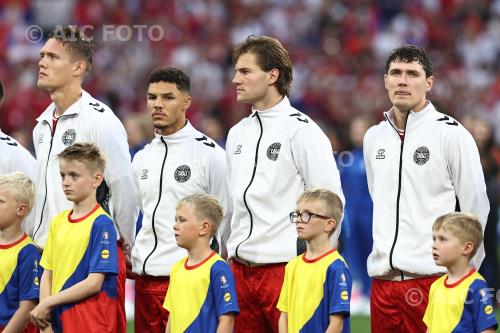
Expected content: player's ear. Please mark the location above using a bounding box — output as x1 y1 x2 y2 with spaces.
183 94 191 111
16 203 29 218
324 218 337 234
72 60 87 77
462 241 474 257
199 220 210 236
93 171 104 188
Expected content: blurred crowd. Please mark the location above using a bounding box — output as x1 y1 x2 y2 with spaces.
0 0 500 310
0 0 499 148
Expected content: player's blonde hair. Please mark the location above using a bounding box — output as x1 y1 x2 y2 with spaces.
297 188 343 235
57 143 105 173
176 193 223 237
0 171 36 214
433 212 483 258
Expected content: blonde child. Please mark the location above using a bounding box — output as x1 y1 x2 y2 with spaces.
0 172 40 333
164 194 239 333
424 212 497 332
278 188 351 333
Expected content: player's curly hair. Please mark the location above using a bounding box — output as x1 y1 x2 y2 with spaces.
233 35 293 97
386 45 433 77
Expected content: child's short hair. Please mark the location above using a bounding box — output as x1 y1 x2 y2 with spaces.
176 194 223 237
57 143 105 173
433 212 483 258
0 172 36 214
297 188 343 234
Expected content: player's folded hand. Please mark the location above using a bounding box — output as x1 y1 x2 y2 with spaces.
30 300 52 329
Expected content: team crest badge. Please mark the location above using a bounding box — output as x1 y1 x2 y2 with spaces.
61 129 76 146
220 275 227 284
267 142 281 161
174 165 191 182
413 146 430 165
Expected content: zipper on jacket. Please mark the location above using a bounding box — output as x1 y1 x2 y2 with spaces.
142 137 168 275
33 119 55 241
386 111 410 280
235 112 263 262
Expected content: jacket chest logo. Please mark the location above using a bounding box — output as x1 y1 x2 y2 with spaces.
376 149 385 159
267 142 281 161
413 146 430 165
61 129 76 146
174 165 191 182
141 169 148 180
234 144 242 155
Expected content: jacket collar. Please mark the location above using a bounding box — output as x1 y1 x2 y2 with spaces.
153 120 195 143
36 90 90 122
384 101 437 133
250 96 290 118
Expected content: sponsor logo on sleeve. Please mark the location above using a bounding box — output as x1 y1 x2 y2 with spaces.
224 292 231 302
485 305 493 315
340 290 349 300
376 149 385 159
101 249 110 259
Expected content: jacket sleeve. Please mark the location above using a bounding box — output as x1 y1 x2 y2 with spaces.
444 126 489 268
291 123 345 204
92 116 140 248
363 127 375 198
291 123 345 245
207 147 233 259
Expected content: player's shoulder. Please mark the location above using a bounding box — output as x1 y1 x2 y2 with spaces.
81 91 119 121
18 241 41 259
189 127 224 154
0 130 20 149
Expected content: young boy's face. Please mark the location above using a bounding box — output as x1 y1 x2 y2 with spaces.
59 159 102 204
432 228 469 267
294 200 335 242
174 205 202 249
0 188 23 230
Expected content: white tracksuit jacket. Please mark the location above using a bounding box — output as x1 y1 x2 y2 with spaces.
32 90 138 248
131 122 231 276
0 128 37 234
226 97 345 264
364 102 489 278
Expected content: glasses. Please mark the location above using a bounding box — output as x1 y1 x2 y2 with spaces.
289 211 332 224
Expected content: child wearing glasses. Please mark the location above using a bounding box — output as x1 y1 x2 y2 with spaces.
277 188 351 333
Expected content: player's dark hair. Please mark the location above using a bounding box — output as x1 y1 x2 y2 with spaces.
386 45 433 77
148 67 190 93
49 25 94 73
233 35 293 97
0 79 4 103
58 143 105 173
